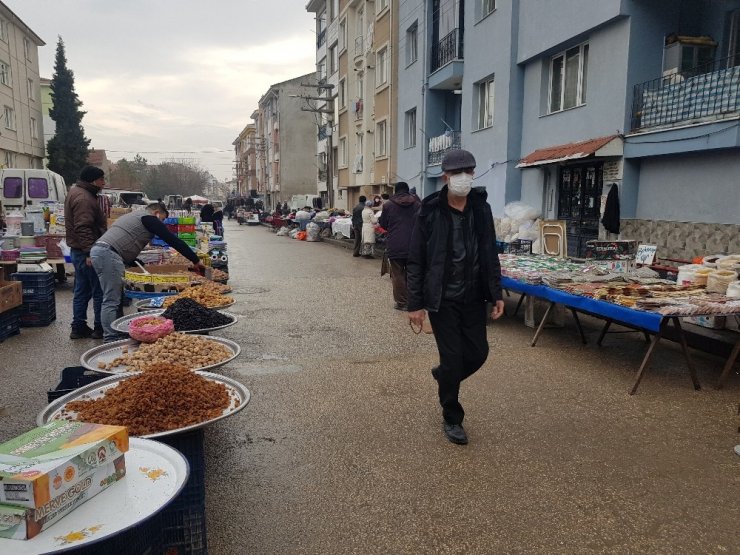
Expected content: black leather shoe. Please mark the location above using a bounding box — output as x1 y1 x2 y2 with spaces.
91 326 104 339
443 422 468 445
70 326 93 339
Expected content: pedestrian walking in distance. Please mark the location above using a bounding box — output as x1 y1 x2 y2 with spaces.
65 165 108 339
407 149 505 445
379 181 420 311
351 195 367 257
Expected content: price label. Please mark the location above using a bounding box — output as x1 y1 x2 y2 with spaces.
636 244 657 265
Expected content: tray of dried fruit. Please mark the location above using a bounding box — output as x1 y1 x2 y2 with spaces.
134 297 236 311
111 309 239 334
80 333 241 374
37 371 250 438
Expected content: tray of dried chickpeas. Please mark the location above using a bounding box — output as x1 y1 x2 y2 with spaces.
80 332 241 374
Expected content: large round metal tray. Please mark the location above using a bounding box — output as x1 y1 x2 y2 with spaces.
80 336 241 374
37 372 251 439
111 309 238 334
134 297 235 311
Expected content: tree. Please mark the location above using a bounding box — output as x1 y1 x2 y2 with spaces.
142 160 209 200
47 37 90 186
110 154 148 191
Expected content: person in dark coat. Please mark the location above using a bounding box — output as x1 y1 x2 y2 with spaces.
200 203 215 223
379 182 420 310
407 149 504 446
351 195 367 257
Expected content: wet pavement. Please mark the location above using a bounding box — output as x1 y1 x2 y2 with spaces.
1 220 739 553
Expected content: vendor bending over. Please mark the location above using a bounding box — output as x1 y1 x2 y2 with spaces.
91 202 205 342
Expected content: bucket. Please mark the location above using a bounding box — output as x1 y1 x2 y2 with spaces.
676 264 703 286
20 221 35 236
706 270 738 294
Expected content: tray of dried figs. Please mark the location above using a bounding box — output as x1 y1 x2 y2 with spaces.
37 365 250 438
80 333 241 374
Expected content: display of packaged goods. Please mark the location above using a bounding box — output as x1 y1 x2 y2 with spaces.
0 456 125 540
0 280 23 314
584 240 638 260
33 234 66 259
0 421 129 509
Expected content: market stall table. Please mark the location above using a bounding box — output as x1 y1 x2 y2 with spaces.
0 438 188 555
501 277 740 394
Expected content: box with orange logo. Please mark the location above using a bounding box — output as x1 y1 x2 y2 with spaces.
0 421 128 510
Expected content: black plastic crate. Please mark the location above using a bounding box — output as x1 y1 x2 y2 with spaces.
47 366 109 403
11 271 55 287
496 239 533 255
0 309 20 342
159 430 207 554
18 299 56 316
18 309 56 327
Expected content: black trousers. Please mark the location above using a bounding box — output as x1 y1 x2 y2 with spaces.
428 300 489 425
352 225 362 255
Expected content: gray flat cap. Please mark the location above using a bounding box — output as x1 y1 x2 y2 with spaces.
441 149 476 172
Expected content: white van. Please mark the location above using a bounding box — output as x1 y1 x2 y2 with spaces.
0 169 67 210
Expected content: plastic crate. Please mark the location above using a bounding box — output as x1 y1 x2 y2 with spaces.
496 239 533 255
18 299 56 327
159 430 207 554
18 311 56 327
177 232 197 240
178 216 196 225
166 224 179 233
47 366 109 403
182 239 198 248
177 224 196 233
11 272 56 299
151 237 168 247
164 217 179 225
0 308 20 343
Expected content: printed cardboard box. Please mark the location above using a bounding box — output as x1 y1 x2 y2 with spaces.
584 240 638 260
0 421 128 509
0 455 126 540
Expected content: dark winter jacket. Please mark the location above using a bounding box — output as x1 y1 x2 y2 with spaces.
601 184 620 234
406 186 503 312
64 180 107 253
378 192 420 259
351 202 365 228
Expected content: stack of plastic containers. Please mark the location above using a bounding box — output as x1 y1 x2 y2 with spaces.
11 271 56 327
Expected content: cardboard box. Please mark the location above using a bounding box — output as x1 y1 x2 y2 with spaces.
683 315 726 330
584 240 638 260
0 455 125 540
0 421 128 510
0 280 22 314
124 264 192 284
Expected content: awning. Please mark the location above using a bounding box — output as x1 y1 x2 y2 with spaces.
516 134 622 168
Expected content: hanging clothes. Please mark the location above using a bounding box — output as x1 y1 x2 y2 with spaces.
601 184 620 234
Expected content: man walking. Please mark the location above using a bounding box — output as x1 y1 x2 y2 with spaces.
65 166 108 339
351 195 367 257
379 182 420 311
407 149 504 445
91 202 205 342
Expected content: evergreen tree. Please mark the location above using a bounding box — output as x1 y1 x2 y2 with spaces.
47 36 90 186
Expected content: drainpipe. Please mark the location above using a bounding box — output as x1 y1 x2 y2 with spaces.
419 3 429 197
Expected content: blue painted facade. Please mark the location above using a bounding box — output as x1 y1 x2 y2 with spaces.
396 0 740 232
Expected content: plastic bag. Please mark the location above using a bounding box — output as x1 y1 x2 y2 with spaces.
276 227 289 236
306 222 321 242
129 316 175 343
504 201 541 221
295 231 307 241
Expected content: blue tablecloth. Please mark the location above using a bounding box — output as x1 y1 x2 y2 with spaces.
502 277 664 333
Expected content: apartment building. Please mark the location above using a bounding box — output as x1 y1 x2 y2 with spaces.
0 2 45 169
251 73 318 209
397 0 739 258
326 0 398 209
233 123 257 196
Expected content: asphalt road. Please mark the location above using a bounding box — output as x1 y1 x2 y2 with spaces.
1 220 738 554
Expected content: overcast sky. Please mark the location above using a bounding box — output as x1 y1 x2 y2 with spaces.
12 0 317 181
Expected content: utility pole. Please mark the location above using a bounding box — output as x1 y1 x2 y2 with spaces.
296 82 336 208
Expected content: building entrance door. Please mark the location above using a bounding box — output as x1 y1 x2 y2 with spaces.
557 163 602 257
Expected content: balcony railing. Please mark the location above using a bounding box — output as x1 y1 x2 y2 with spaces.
318 125 330 141
317 29 326 48
427 131 461 165
354 36 364 58
431 28 464 73
631 55 740 131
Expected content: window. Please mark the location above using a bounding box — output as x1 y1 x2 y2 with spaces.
339 18 347 52
339 79 346 108
478 0 496 20
30 117 38 139
329 44 338 75
23 38 31 60
4 151 14 167
377 0 388 14
4 106 15 130
549 43 589 113
339 137 347 166
356 132 364 156
406 23 418 66
376 120 387 157
28 178 48 198
376 46 388 87
475 77 495 130
404 108 417 148
0 62 9 87
3 176 21 196
357 74 364 99
317 57 327 82
0 20 6 42
729 10 740 66
27 79 35 101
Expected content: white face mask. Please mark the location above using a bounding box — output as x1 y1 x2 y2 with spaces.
448 173 473 197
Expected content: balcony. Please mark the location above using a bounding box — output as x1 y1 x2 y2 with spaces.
427 131 461 165
351 99 363 121
631 55 740 132
317 29 326 48
431 28 464 73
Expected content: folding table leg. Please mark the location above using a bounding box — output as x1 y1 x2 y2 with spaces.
530 302 554 347
571 309 587 344
672 317 701 391
630 319 667 395
513 293 527 317
716 337 740 389
643 331 651 343
596 320 612 346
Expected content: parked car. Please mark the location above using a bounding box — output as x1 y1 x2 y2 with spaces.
0 169 67 211
105 189 151 207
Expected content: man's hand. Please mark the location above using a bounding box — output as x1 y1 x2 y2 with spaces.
192 262 206 275
408 309 426 327
490 300 505 320
85 256 93 267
